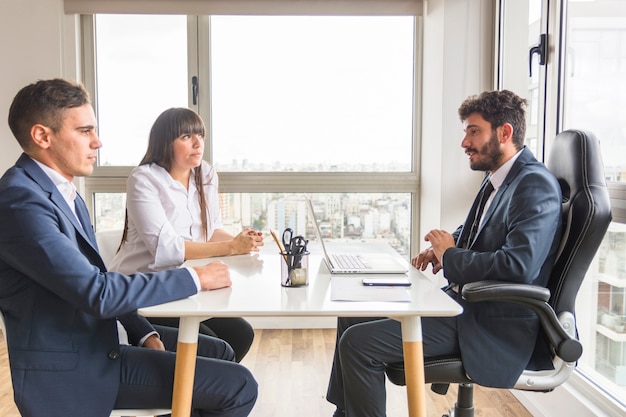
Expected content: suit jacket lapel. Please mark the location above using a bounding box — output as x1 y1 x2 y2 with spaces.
16 154 97 248
474 147 534 240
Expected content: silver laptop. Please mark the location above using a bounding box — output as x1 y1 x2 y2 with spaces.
305 196 408 274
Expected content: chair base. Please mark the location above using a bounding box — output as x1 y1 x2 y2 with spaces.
444 383 474 417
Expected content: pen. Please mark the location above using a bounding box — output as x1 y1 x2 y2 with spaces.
270 229 289 263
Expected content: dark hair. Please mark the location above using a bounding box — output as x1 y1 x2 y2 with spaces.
8 78 90 150
140 107 206 169
457 90 527 150
121 108 211 247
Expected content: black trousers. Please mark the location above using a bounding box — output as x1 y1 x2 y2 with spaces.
148 317 255 362
326 314 460 417
114 324 257 417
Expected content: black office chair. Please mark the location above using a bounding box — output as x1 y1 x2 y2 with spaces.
385 129 612 417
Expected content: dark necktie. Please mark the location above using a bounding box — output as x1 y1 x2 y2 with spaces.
463 180 494 248
74 193 97 246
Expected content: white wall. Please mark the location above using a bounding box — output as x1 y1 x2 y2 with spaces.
0 0 78 171
418 0 493 257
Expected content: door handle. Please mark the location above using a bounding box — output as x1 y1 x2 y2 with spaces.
192 76 199 105
529 34 547 77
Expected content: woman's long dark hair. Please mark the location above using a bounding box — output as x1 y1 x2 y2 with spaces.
119 108 211 250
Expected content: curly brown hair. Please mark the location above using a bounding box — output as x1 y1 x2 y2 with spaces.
458 90 528 150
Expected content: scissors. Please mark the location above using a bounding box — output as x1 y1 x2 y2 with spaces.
282 228 308 268
281 228 294 253
282 228 305 254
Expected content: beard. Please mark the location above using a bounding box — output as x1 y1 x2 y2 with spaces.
468 131 503 172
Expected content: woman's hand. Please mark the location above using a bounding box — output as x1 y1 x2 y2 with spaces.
187 228 265 258
230 228 264 255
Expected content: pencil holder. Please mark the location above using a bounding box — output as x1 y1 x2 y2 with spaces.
280 252 309 287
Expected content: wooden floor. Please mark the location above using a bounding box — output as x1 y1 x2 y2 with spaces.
0 328 532 417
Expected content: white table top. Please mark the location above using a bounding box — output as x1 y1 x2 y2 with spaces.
138 242 462 417
138 242 462 319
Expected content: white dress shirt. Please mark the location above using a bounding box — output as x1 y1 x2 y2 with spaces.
109 161 223 274
32 159 79 220
478 147 523 227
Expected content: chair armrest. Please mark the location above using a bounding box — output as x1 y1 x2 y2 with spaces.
461 280 551 303
461 281 582 362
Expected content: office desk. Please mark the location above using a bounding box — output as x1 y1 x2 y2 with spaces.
138 243 462 417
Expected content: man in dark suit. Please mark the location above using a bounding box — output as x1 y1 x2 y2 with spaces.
326 90 562 417
0 78 257 417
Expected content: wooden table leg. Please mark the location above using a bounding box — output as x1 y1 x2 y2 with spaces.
400 316 426 417
171 317 201 417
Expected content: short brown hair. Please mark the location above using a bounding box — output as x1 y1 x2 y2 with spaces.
8 78 90 150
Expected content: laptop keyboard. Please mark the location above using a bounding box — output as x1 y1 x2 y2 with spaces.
332 254 370 270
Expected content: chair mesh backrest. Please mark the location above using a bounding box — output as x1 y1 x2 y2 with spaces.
545 130 612 316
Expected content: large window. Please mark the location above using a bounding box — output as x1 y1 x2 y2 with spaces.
83 14 421 259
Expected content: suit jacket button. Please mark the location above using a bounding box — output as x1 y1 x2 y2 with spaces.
108 351 120 359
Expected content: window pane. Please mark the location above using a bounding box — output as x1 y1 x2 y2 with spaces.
579 222 626 402
499 0 544 157
209 16 415 172
562 3 626 183
94 15 189 166
219 193 411 259
95 192 411 258
93 193 126 232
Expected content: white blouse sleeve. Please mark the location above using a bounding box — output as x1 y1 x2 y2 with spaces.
126 168 186 270
205 164 224 233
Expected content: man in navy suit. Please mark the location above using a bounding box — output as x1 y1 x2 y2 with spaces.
0 79 257 417
326 90 562 417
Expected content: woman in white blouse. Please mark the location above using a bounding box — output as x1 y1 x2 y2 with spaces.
110 107 264 361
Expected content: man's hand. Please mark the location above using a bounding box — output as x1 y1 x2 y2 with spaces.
193 261 232 290
230 228 265 255
411 229 456 274
412 247 441 273
142 334 165 351
425 229 456 270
